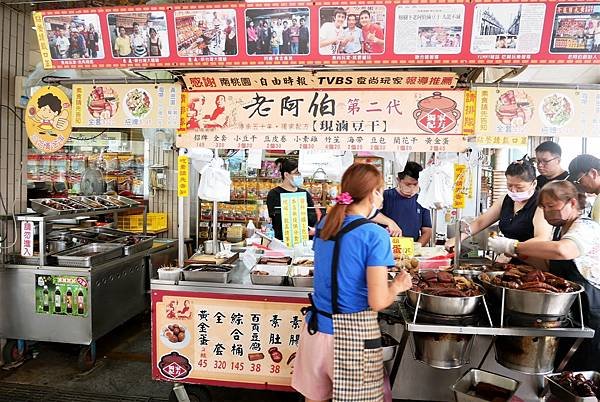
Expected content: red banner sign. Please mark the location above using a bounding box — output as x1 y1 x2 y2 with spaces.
33 0 600 70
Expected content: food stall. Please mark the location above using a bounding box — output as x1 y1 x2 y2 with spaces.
0 197 158 370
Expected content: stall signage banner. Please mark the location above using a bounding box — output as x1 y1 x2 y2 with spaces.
178 155 190 197
183 71 458 91
152 290 306 389
32 1 600 71
25 86 72 153
72 84 181 129
35 274 89 317
475 87 600 137
20 221 34 257
453 163 467 209
280 192 309 248
177 89 468 153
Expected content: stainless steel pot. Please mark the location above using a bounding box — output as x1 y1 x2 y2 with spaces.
412 332 474 369
47 240 71 254
495 335 558 374
479 272 583 316
407 286 485 316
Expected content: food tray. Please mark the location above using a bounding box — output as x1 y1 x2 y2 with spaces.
52 243 123 267
90 196 121 208
183 264 232 283
251 265 289 286
289 265 314 287
116 236 155 255
545 371 600 402
11 253 48 265
451 368 520 402
106 195 139 207
31 199 77 216
74 197 107 210
55 198 91 211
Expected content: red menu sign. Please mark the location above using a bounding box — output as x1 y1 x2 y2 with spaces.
32 0 600 70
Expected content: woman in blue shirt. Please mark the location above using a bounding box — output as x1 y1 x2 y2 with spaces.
291 163 412 402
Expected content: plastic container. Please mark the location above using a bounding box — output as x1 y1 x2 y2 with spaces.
157 267 182 281
417 257 452 270
246 220 256 239
118 213 167 233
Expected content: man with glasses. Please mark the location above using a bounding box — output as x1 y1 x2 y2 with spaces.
371 162 432 245
569 154 600 224
535 141 569 189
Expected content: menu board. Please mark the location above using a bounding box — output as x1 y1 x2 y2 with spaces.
474 87 600 137
152 290 306 389
176 83 468 153
71 84 181 128
32 0 600 70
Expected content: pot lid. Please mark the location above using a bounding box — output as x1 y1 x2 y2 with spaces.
418 92 457 110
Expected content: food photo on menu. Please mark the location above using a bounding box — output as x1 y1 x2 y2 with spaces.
245 8 310 56
107 11 169 58
550 3 600 53
318 5 385 55
470 3 545 55
175 9 237 57
393 4 465 55
43 14 104 60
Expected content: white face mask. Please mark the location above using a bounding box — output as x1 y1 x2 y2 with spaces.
507 183 535 202
369 190 383 218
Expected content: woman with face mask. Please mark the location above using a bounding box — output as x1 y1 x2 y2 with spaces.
446 158 553 270
292 163 412 402
266 157 318 241
488 180 600 371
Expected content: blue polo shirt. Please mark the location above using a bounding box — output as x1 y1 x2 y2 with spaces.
310 215 395 334
381 188 432 241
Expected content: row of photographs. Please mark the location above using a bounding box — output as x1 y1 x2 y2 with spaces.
41 3 600 61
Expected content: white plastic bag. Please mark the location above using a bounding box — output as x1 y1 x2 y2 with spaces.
197 157 232 202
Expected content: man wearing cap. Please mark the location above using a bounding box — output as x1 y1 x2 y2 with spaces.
569 154 600 224
371 161 433 246
535 141 569 189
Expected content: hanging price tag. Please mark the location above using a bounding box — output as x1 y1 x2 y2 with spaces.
453 164 467 209
178 155 189 197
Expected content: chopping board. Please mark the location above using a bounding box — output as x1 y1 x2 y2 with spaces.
185 252 239 265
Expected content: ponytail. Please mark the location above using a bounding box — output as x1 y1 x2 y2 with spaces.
320 204 348 241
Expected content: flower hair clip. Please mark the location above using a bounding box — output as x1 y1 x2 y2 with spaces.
335 192 354 205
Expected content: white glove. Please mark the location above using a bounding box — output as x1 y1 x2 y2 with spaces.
459 219 472 237
488 236 517 257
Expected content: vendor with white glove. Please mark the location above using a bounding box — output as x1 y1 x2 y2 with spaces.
488 181 600 372
446 158 552 270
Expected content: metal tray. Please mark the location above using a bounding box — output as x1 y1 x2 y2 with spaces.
114 236 154 255
105 195 139 207
55 198 91 212
90 196 120 208
251 265 289 286
451 368 520 402
52 243 123 267
11 253 48 265
546 372 600 402
74 197 107 210
31 199 78 216
183 265 232 283
290 276 313 287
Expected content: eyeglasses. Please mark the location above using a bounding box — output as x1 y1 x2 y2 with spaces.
574 171 589 185
536 157 559 166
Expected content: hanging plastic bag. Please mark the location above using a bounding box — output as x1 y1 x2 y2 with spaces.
197 157 232 202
